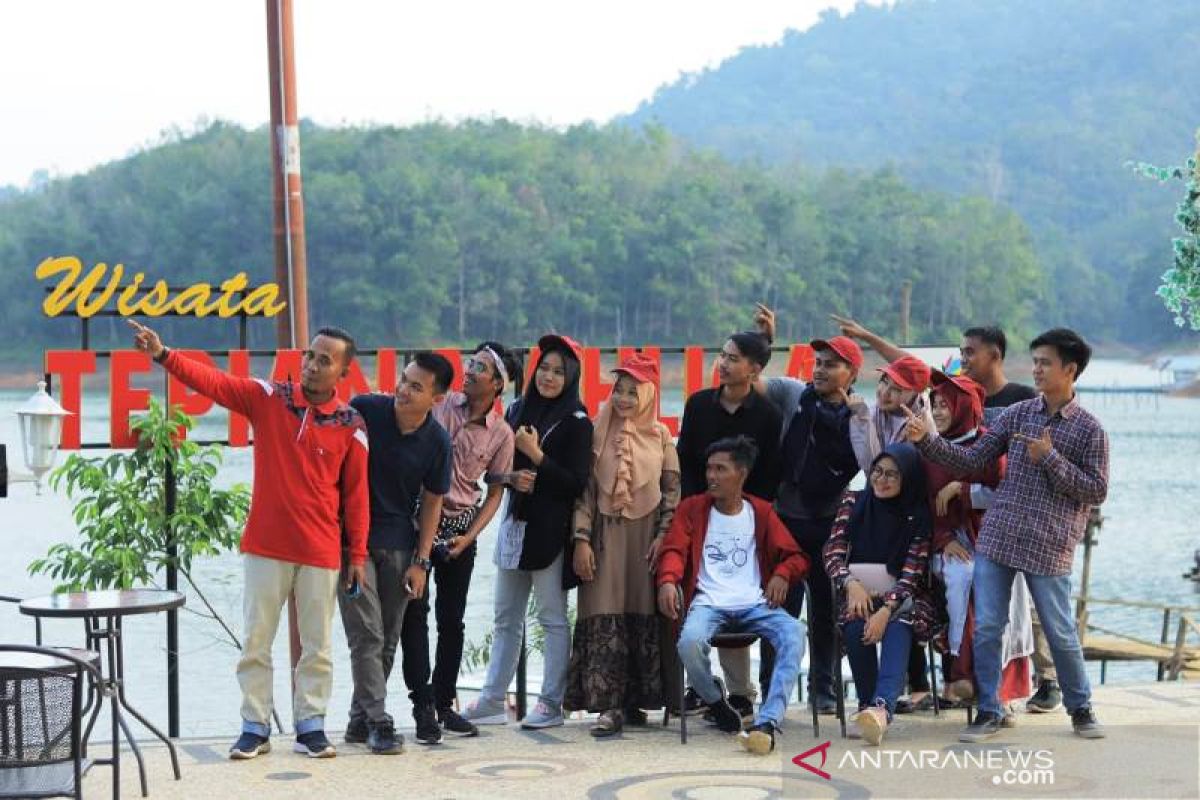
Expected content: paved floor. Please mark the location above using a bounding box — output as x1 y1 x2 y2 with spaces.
81 681 1200 799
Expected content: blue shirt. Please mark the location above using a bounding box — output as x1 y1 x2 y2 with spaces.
351 393 452 551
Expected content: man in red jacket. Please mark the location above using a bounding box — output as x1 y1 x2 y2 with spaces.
131 320 369 761
657 435 809 756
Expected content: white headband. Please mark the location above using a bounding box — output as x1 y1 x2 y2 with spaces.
482 346 509 386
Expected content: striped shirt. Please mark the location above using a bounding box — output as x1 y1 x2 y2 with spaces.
917 394 1108 576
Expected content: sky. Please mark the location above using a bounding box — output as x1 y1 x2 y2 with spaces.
0 0 865 188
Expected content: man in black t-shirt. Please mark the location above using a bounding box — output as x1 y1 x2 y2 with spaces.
675 330 782 718
340 353 453 755
960 326 1036 425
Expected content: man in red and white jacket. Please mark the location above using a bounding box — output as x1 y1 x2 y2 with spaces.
131 320 368 760
656 435 809 756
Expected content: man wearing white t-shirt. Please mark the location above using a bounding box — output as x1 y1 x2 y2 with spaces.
657 436 810 755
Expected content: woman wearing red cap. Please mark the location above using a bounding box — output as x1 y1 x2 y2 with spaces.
926 372 1032 718
847 354 937 476
564 353 680 736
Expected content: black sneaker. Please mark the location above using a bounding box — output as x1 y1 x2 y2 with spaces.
706 693 754 723
367 718 404 755
708 698 744 734
1026 680 1062 713
1071 706 1105 739
680 686 709 716
438 707 479 737
293 730 336 758
229 732 270 760
413 702 444 745
739 721 777 755
344 716 368 744
624 707 649 726
958 712 1004 743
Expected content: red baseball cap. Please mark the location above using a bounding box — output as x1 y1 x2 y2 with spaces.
809 335 864 371
612 352 659 385
878 355 931 392
931 370 986 407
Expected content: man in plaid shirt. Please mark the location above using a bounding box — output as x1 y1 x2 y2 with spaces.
902 328 1109 743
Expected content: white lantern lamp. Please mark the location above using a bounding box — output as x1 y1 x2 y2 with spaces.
14 381 71 495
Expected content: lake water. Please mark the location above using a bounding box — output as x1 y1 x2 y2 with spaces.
0 356 1197 738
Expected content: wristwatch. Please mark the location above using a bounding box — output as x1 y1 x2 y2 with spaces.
412 556 433 572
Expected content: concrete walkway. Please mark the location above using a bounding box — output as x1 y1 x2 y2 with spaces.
82 681 1200 799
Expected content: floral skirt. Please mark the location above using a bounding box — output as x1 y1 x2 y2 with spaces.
563 512 665 712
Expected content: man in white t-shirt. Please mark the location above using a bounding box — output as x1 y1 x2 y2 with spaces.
657 436 810 755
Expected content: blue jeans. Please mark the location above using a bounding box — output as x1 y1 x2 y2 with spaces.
678 602 804 727
841 618 912 717
973 553 1091 716
478 552 570 710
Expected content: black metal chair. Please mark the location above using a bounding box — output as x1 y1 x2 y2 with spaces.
0 644 101 800
664 585 821 743
829 608 949 737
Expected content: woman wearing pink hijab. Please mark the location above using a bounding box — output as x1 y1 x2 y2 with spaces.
564 354 681 736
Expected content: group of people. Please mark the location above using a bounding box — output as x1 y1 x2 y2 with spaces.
127 301 1108 759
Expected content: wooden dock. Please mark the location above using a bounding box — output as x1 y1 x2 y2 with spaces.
1083 635 1200 680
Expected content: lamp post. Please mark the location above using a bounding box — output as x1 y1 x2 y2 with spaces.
4 381 71 496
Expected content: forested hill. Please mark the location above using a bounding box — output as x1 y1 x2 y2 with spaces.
624 0 1200 344
0 122 1042 363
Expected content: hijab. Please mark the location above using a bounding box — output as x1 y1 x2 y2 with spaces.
508 340 584 448
933 374 986 442
592 378 668 519
925 374 989 547
848 442 931 576
505 339 586 521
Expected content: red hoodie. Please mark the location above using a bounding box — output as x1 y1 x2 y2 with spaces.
657 493 809 611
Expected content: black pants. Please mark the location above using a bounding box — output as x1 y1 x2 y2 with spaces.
759 514 837 705
400 541 477 709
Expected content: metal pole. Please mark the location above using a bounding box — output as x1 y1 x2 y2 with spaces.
165 458 180 737
267 0 311 700
267 0 310 349
516 627 527 721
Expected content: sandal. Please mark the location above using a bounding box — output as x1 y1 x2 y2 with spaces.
590 710 623 737
894 693 935 714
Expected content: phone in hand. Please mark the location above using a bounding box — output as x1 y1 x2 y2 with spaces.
344 577 361 599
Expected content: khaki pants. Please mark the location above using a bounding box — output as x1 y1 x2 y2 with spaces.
718 646 759 702
1031 606 1059 683
238 553 340 736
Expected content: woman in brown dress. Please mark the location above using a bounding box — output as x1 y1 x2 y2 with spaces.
564 353 681 736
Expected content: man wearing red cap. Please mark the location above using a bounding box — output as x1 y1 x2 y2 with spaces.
753 304 863 714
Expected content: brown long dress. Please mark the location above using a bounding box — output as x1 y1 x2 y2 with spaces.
563 440 680 712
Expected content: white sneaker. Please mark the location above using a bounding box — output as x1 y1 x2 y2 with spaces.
520 701 565 729
462 699 508 726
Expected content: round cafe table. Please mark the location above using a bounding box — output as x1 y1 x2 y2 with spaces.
20 589 185 799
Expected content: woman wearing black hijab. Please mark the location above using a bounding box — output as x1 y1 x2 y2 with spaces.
823 442 936 746
462 334 593 731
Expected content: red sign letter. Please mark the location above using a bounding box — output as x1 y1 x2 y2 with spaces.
228 351 252 447
168 350 217 439
45 350 96 450
110 351 153 448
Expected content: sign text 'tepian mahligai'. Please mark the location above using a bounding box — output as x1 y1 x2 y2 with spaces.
37 256 287 318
